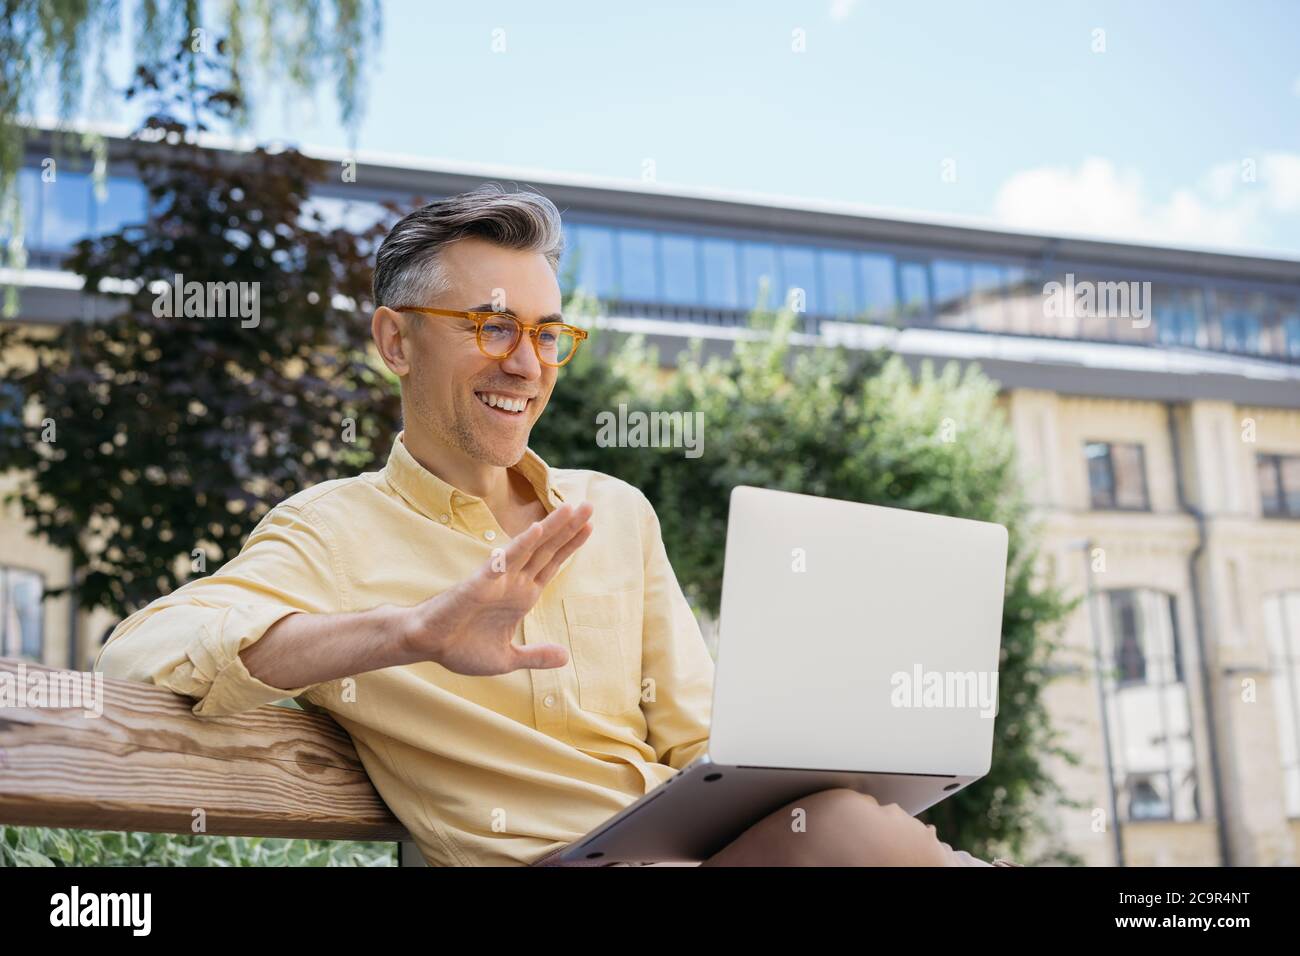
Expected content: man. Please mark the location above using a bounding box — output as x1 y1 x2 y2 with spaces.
98 185 1011 867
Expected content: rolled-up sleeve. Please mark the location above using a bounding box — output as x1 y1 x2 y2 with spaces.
95 504 342 717
635 490 714 771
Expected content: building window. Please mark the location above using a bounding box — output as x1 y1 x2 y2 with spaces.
1282 312 1300 359
897 260 930 322
779 244 819 316
858 253 897 322
2 167 40 252
1126 775 1168 821
1257 453 1300 518
0 566 44 660
1211 289 1265 354
300 194 389 235
616 229 658 301
92 176 150 237
931 259 971 316
1154 285 1206 349
699 237 740 309
819 249 858 319
1085 441 1150 510
740 241 781 311
659 233 700 306
1111 590 1147 683
39 170 95 252
1098 589 1198 822
1263 592 1300 818
567 224 617 298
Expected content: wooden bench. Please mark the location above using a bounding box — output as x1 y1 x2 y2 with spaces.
0 656 426 865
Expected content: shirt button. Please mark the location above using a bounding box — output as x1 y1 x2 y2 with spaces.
439 513 449 524
543 694 556 708
484 529 497 541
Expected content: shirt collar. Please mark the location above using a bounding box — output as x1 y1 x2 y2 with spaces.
382 430 565 523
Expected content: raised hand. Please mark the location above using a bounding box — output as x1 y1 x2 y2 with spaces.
404 501 595 676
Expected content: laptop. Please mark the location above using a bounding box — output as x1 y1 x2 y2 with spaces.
554 485 1009 865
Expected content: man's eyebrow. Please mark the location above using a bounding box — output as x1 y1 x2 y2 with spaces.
468 303 565 324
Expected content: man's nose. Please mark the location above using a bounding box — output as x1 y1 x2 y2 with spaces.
500 336 542 379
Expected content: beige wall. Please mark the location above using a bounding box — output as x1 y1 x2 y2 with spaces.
1008 389 1300 866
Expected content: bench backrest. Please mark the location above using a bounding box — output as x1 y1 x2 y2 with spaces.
0 656 409 843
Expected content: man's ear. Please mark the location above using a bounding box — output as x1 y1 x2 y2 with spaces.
372 306 411 376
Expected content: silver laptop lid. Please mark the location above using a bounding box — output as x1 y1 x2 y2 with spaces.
709 486 1008 777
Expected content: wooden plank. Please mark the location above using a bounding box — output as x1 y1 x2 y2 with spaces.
0 657 409 841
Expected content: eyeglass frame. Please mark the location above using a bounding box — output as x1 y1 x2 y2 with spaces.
393 305 589 367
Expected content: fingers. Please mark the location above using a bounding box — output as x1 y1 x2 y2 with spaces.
534 520 594 587
493 502 580 574
491 521 544 576
520 501 592 579
509 641 569 671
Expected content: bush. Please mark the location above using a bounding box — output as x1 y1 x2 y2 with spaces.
0 825 395 866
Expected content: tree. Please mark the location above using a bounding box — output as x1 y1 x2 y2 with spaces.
0 48 400 618
531 309 1081 864
0 0 381 305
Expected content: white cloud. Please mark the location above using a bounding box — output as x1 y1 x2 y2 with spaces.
829 0 859 22
991 154 1300 252
1259 153 1300 211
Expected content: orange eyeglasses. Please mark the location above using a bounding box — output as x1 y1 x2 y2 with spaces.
395 306 589 368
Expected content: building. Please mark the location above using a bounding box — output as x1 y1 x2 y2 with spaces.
3 128 1299 865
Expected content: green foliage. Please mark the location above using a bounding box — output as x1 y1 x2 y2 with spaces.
533 308 1082 864
1 3 381 298
0 824 395 866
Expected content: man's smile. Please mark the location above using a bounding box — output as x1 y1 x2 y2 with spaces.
475 390 534 417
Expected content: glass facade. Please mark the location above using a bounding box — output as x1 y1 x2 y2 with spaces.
858 252 897 321
13 159 1300 362
780 244 819 315
699 236 740 308
615 228 657 300
0 565 43 660
6 169 150 259
659 233 700 306
1099 589 1199 823
1212 288 1266 354
740 241 781 310
1152 283 1206 349
300 194 391 235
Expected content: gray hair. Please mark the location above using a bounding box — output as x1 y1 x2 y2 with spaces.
372 184 565 309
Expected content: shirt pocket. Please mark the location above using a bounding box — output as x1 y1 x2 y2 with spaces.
562 589 642 716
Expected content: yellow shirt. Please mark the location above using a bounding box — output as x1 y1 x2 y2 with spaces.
95 432 715 866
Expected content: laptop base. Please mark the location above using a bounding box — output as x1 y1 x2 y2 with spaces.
555 757 977 865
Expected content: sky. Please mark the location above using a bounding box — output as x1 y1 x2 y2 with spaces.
45 0 1300 258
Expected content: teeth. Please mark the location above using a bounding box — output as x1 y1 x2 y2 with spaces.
477 393 527 413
